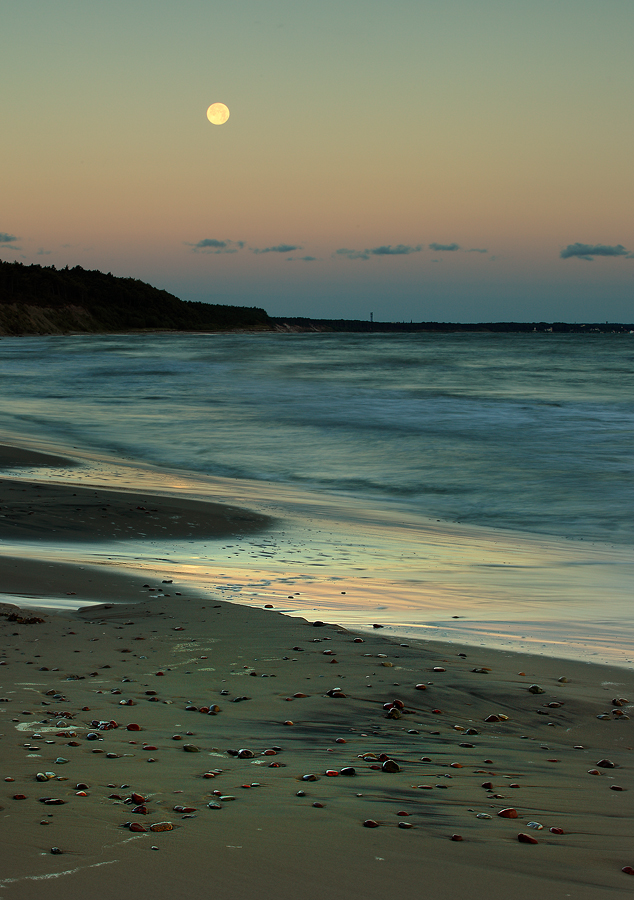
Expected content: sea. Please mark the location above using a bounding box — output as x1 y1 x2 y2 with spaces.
1 330 633 667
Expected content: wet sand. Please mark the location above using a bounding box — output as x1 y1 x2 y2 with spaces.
0 445 633 898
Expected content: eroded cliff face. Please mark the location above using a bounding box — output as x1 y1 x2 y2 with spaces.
0 302 102 335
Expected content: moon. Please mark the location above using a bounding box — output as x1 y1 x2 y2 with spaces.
206 102 230 125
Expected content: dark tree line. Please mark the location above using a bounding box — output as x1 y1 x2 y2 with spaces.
0 261 270 333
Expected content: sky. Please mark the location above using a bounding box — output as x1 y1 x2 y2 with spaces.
1 0 633 322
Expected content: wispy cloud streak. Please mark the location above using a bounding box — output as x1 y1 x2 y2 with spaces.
560 242 633 260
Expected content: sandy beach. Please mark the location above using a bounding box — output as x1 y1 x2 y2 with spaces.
1 445 633 899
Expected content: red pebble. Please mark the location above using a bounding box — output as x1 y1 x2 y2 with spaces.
369 764 381 770
335 738 346 744
497 808 518 818
173 806 197 812
155 672 165 676
13 794 27 800
129 822 147 832
451 834 463 841
126 723 141 731
396 811 410 816
414 684 427 690
549 827 565 834
363 819 379 828
143 745 158 751
622 866 634 875
312 802 325 808
325 770 339 777
131 793 145 803
132 805 148 814
432 709 442 714
517 833 538 844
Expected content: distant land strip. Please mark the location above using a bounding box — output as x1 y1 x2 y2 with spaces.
0 261 632 335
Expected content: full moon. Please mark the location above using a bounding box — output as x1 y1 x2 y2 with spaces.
206 102 230 125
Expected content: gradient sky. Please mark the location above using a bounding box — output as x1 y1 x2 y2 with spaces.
2 0 633 322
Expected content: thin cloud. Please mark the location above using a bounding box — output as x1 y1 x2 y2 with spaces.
37 248 52 255
468 247 488 253
560 242 633 261
0 232 18 244
253 244 301 254
429 242 460 251
187 238 245 254
335 244 422 261
370 244 422 256
288 255 317 262
336 248 371 260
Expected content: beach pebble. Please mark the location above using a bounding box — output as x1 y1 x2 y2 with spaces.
50 847 63 855
612 697 629 706
340 767 356 777
517 833 538 844
129 823 147 832
550 827 565 834
149 822 173 832
526 822 543 830
596 758 617 768
414 684 427 691
126 724 141 732
610 785 625 791
476 814 491 819
485 715 502 722
497 808 518 818
183 744 199 752
363 819 379 828
302 774 319 781
622 867 634 875
557 676 569 682
450 834 463 841
432 667 446 672
398 822 414 829
237 749 255 759
13 794 27 800
312 802 324 808
528 685 545 694
381 759 401 773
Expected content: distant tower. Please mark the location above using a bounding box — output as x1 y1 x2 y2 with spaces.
370 312 373 322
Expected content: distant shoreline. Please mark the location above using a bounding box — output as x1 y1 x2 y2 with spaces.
2 260 633 336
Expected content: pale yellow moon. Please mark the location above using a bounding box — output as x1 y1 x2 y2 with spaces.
206 102 230 125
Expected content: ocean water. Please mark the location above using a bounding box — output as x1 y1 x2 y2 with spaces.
1 331 633 665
